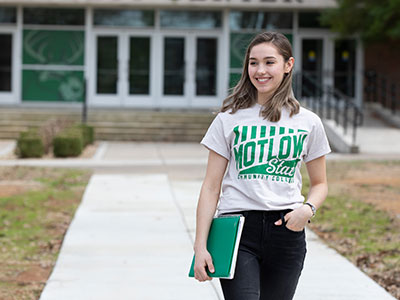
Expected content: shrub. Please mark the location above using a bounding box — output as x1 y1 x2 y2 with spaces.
39 118 74 154
53 128 83 157
16 130 44 158
74 124 94 146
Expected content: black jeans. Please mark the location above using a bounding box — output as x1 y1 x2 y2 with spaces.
220 210 307 300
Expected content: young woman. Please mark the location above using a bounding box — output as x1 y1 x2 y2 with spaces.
193 32 331 300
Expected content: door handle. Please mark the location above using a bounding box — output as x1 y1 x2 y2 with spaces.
183 60 186 83
127 59 130 80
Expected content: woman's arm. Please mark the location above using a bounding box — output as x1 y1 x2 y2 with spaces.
303 155 329 210
193 150 228 282
275 155 328 231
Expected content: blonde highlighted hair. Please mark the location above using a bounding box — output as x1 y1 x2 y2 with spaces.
221 32 300 122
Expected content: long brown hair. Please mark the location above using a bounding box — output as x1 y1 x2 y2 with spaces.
221 32 300 122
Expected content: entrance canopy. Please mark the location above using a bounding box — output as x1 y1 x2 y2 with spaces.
0 0 336 9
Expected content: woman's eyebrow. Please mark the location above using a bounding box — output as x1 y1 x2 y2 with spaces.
249 56 277 60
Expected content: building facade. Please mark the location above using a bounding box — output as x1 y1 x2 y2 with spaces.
0 0 364 110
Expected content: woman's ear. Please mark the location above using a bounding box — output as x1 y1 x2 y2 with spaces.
285 57 294 73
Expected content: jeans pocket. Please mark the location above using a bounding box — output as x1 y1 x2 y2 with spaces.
284 224 305 233
278 211 304 234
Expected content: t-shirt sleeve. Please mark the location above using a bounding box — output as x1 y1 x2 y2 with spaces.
200 114 230 160
303 116 331 163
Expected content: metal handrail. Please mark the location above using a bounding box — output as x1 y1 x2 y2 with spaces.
294 71 363 146
364 71 399 115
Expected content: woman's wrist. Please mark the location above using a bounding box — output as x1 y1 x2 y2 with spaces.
301 204 314 220
304 202 317 219
194 242 207 253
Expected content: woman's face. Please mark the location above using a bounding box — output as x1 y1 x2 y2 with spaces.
248 42 294 104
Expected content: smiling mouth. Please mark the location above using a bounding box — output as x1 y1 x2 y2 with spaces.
256 77 271 83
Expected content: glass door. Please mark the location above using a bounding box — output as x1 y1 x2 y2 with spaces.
191 35 221 108
163 37 185 96
129 36 150 95
92 31 221 108
159 35 188 108
196 37 217 96
93 32 154 107
334 39 356 97
0 31 15 104
160 33 221 108
162 36 219 98
301 38 323 98
124 35 153 107
93 34 122 106
96 36 118 95
0 33 12 92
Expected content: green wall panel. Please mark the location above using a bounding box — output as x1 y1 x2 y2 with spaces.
23 29 84 65
22 70 84 102
230 33 256 69
229 73 242 89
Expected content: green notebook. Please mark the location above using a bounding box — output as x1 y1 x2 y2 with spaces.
188 215 245 279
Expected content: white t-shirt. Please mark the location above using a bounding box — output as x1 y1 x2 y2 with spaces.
201 103 331 215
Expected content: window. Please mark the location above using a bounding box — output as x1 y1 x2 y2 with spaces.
24 8 85 25
230 11 293 30
0 7 16 24
94 10 154 27
160 10 221 29
299 12 328 28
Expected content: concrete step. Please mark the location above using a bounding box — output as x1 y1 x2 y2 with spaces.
0 113 214 124
96 133 202 142
0 108 214 120
0 107 214 142
95 127 207 142
90 122 208 129
0 120 211 128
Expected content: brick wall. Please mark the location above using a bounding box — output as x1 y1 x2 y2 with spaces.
364 40 400 83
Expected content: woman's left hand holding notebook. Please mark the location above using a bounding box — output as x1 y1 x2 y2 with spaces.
193 248 215 282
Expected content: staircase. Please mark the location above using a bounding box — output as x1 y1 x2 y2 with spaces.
0 107 216 142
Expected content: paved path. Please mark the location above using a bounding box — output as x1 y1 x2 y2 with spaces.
39 174 220 300
356 108 400 155
0 140 397 299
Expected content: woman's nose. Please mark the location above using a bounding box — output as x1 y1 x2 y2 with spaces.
257 66 267 74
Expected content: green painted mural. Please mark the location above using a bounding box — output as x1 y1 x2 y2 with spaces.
22 70 84 102
23 30 84 65
22 29 85 102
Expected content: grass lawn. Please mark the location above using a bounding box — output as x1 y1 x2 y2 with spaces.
0 166 92 299
302 159 400 300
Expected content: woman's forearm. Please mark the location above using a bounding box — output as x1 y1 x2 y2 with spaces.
306 182 328 210
194 185 219 252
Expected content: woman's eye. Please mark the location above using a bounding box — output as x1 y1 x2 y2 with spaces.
249 62 257 65
266 61 274 65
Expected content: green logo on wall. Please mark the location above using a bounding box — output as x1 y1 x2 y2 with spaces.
23 30 84 65
22 29 85 102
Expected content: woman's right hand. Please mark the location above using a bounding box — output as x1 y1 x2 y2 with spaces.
194 248 215 282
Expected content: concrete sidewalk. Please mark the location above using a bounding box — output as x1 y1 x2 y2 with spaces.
0 140 397 299
39 174 220 300
39 173 396 300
